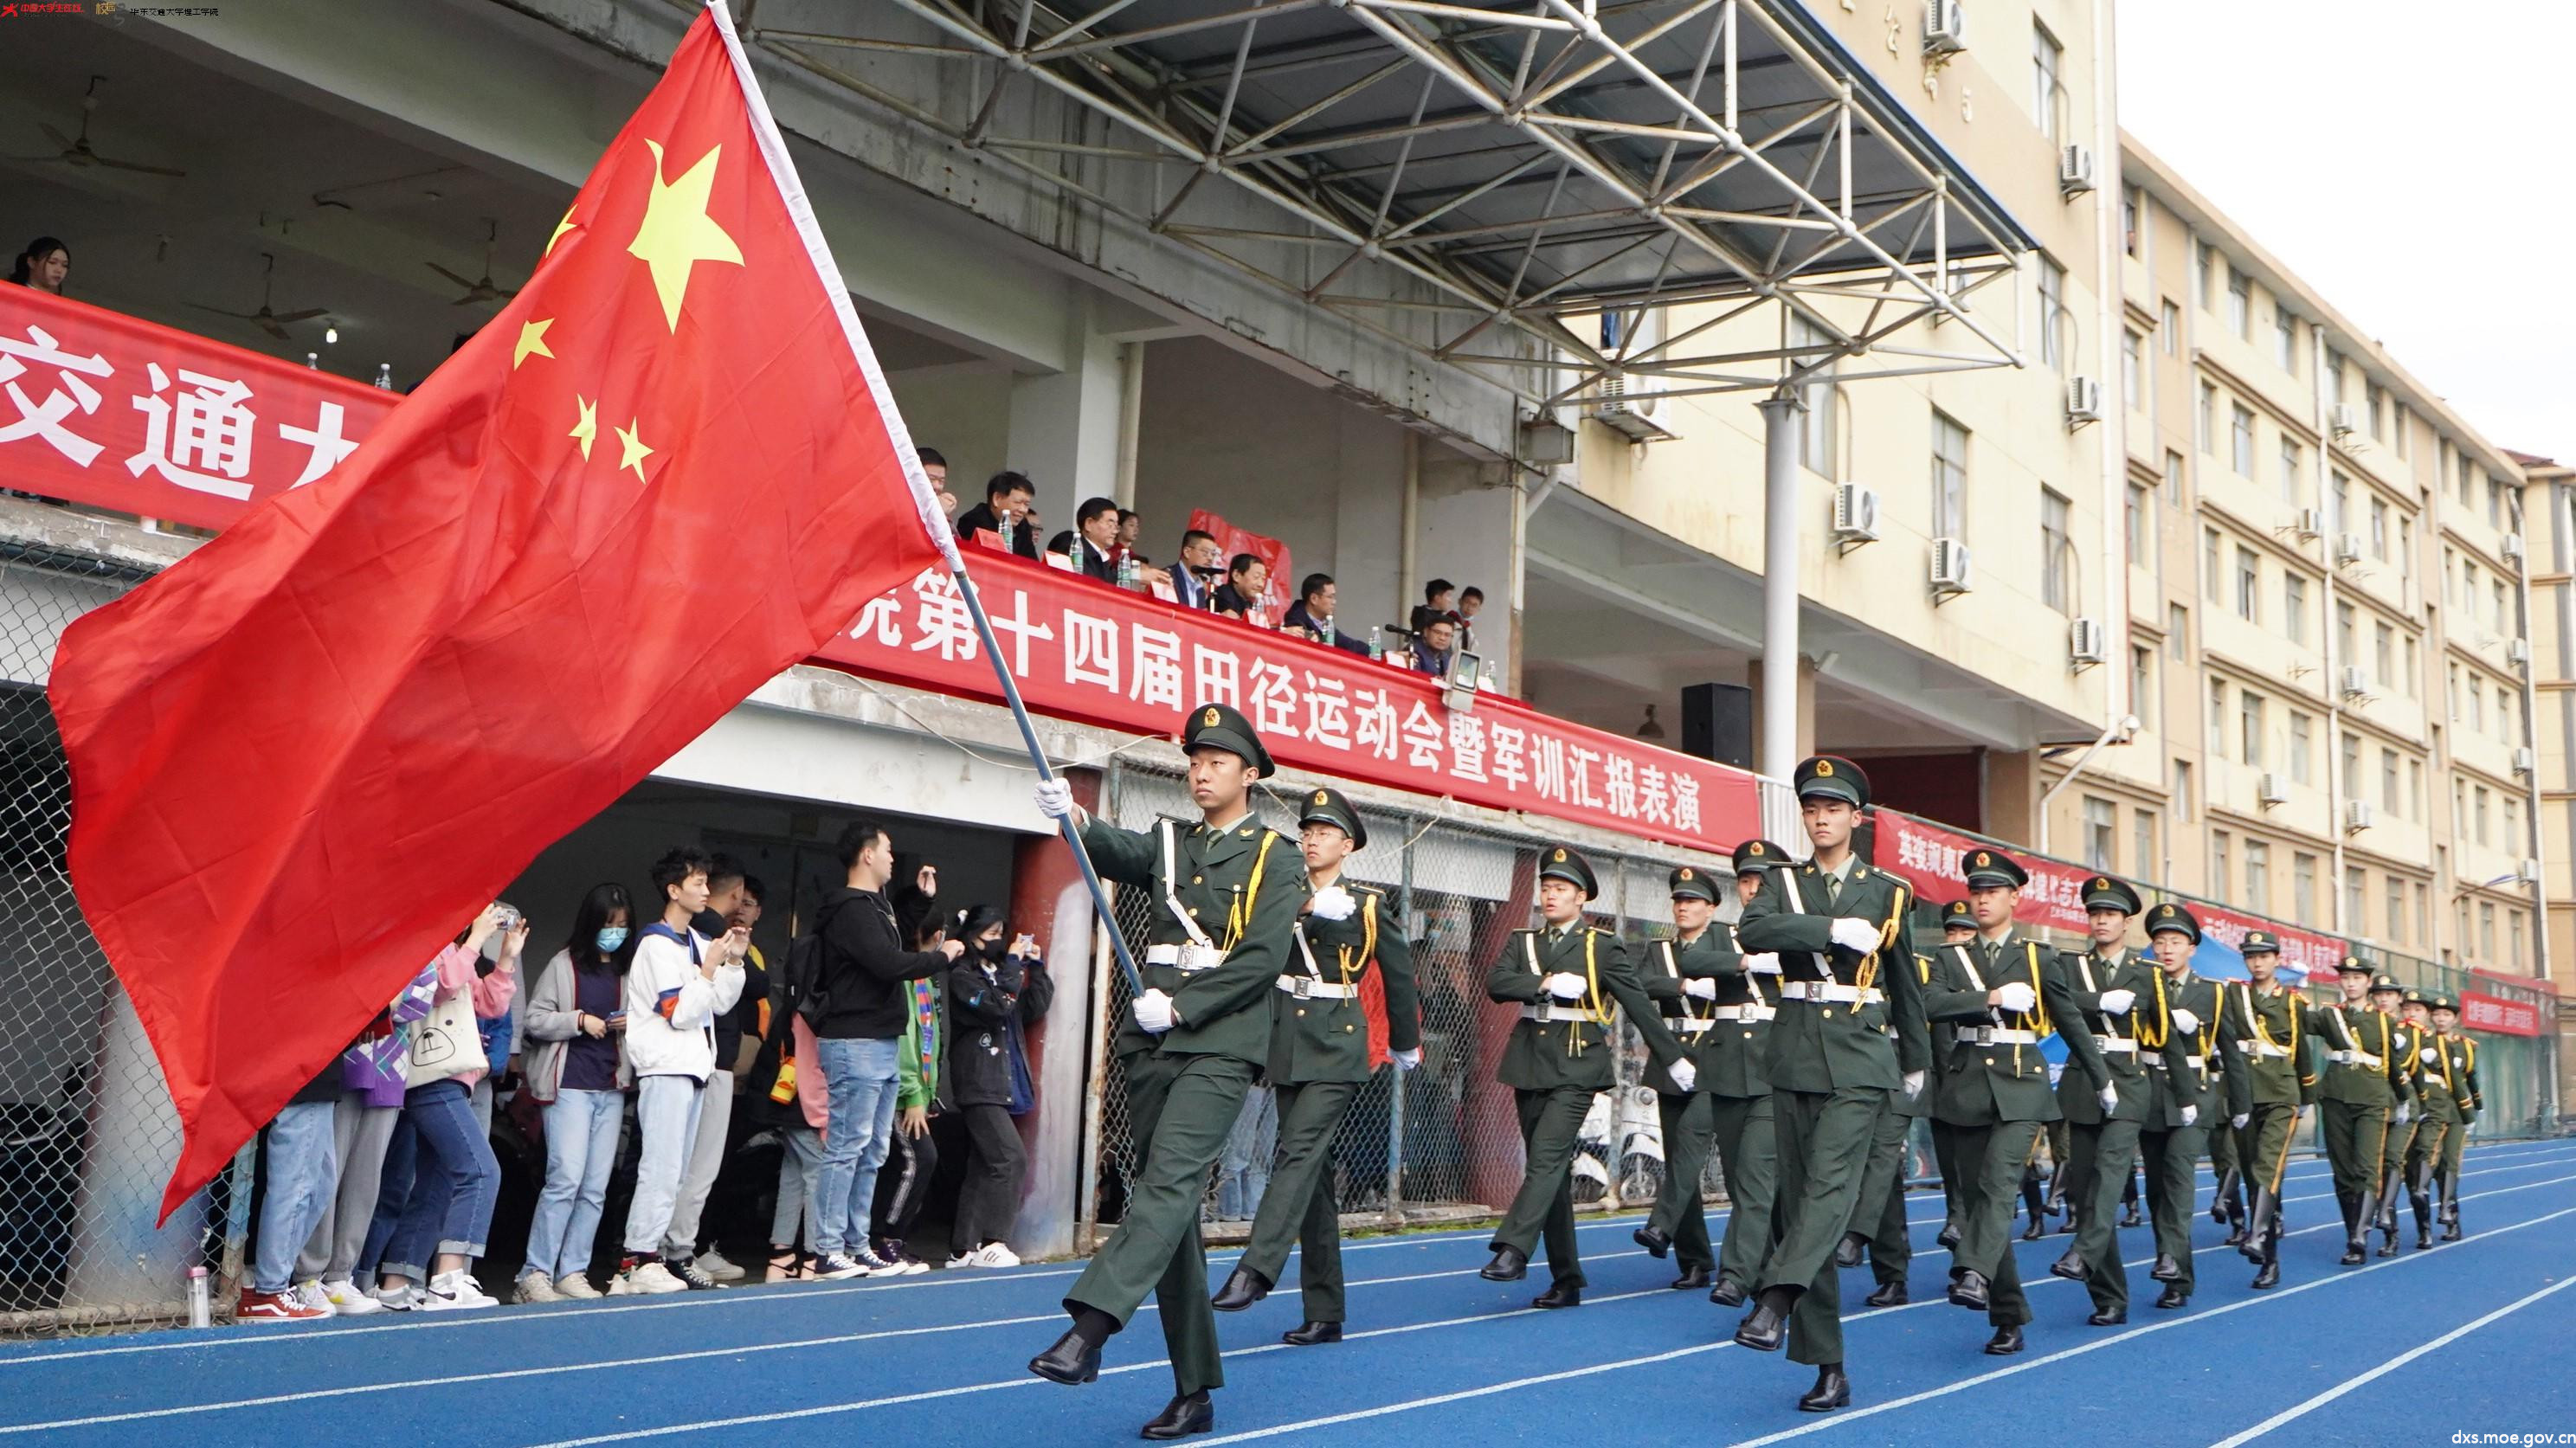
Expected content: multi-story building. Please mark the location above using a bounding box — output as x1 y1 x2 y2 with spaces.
2513 449 2576 1104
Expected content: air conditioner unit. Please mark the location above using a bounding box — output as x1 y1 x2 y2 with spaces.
1922 0 1967 56
2503 532 2526 564
2339 665 2370 700
2334 532 2364 566
2515 746 2537 776
2058 144 2096 197
2329 403 2360 438
2509 638 2531 667
2520 858 2543 886
2070 616 2105 666
1592 311 1674 442
2294 507 2322 542
2344 800 2375 834
2257 772 2289 807
2065 376 2103 428
1832 481 1881 545
1930 537 1973 598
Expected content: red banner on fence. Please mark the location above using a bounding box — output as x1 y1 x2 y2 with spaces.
2459 990 2542 1038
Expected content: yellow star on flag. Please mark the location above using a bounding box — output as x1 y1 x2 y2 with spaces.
569 395 597 460
615 417 654 484
627 139 742 332
512 318 556 370
545 205 579 258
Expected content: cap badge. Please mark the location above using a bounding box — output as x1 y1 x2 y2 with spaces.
1312 790 1330 805
1551 847 1567 863
1974 851 1990 867
1201 706 1221 728
1750 842 1765 855
1678 868 1694 880
1815 760 1835 777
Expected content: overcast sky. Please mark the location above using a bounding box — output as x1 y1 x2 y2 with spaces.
2116 2 2575 467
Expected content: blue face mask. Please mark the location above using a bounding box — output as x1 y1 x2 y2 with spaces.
596 927 630 954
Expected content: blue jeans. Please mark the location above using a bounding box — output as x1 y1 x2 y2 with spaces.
253 1102 340 1293
1216 1088 1277 1220
523 1089 623 1282
811 1036 900 1255
378 1079 500 1284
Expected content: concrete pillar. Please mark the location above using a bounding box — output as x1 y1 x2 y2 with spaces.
1008 299 1130 535
1758 394 1806 782
1415 460 1517 688
1010 767 1103 1263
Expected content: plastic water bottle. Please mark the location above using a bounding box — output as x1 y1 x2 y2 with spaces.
374 363 394 389
1116 547 1136 588
1368 625 1384 660
305 352 319 370
187 1266 210 1329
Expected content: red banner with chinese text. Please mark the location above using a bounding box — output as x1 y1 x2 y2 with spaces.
2459 990 2541 1038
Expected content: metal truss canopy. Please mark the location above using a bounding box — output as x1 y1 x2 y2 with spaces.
760 0 2032 414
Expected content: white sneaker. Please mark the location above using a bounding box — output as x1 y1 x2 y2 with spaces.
696 1249 747 1282
974 1242 1021 1268
512 1273 561 1304
947 1252 978 1270
552 1271 602 1300
422 1270 497 1310
291 1279 339 1316
370 1283 423 1312
322 1277 386 1316
612 1261 688 1296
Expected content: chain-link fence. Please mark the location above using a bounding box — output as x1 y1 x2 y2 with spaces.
0 544 229 1335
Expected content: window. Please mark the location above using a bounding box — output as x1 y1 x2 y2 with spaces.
2386 877 2405 944
2161 299 2180 355
2203 528 2221 600
2502 684 2517 743
1789 316 1839 476
2475 784 2490 846
2131 645 2154 718
2512 911 2527 970
2399 517 2414 584
2127 483 2151 568
2289 711 2313 785
2039 255 2070 371
2173 759 2195 822
2505 795 2521 843
2195 242 2212 310
2197 382 2216 454
2369 497 2388 559
2495 580 2511 630
2208 679 2227 748
2489 476 2506 528
2459 450 2475 507
2330 472 2350 535
2122 187 2141 258
2294 853 2318 922
2226 265 2251 338
2415 882 2430 943
2470 677 2485 730
2083 796 2116 871
2452 779 2466 835
1932 410 1968 539
2238 689 2265 767
2274 309 2298 371
2367 381 2386 442
2163 448 2184 507
2381 746 2399 812
2326 348 2347 407
2346 866 2367 930
2041 489 2073 615
2244 840 2270 913
2277 437 2301 504
2409 758 2425 819
2122 331 2144 410
2032 23 2066 143
2342 731 2361 797
2374 621 2394 684
2231 403 2256 476
2213 832 2232 904
2480 902 2496 959
2404 635 2419 696
2235 544 2260 621
2134 810 2156 880
2283 574 2309 646
2335 602 2356 668
2168 603 2189 660
2395 402 2410 460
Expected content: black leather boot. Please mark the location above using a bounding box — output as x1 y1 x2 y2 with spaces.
1984 1324 2025 1355
2238 1187 2275 1262
2412 1188 2434 1251
2209 1167 2238 1224
1210 1264 1271 1312
2337 1190 2367 1265
2250 1204 2281 1290
1797 1364 1851 1413
1141 1391 1214 1439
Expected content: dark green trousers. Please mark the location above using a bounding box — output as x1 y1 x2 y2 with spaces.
1844 1104 1914 1286
2072 1118 2141 1316
1066 1052 1256 1396
2138 1122 2206 1293
1492 1085 1594 1288
1240 1078 1360 1323
2438 1115 2468 1195
1760 1085 1886 1367
2238 1102 2297 1195
1929 1118 1961 1232
2405 1112 2454 1188
1710 1093 1777 1293
1647 1089 1716 1272
1949 1119 2038 1329
2380 1108 2414 1187
2319 1099 2390 1202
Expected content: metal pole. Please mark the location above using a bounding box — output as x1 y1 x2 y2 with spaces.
1386 811 1417 1226
1758 391 1805 782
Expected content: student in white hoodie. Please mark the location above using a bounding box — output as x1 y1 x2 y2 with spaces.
612 847 748 1295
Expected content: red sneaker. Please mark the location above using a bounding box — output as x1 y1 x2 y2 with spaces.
236 1286 327 1323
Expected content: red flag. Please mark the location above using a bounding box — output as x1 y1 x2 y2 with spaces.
46 4 953 1220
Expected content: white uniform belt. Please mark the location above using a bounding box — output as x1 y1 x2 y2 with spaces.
2093 1035 2138 1055
1144 943 1228 973
1709 1003 1778 1023
2141 1053 2210 1073
1778 981 1881 1004
1963 1026 2040 1046
1679 1015 1720 1031
2328 1049 2385 1068
1275 975 1357 1000
1521 1001 1609 1026
2238 1040 2290 1059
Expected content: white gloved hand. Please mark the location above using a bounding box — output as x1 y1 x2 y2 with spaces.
1683 977 1718 1001
2231 1112 2251 1130
2392 1102 2412 1127
2098 988 2136 1017
1668 1058 1697 1093
1742 952 1782 975
1393 1046 1421 1072
1903 1071 1927 1100
1544 972 1590 1001
2180 1104 2199 1128
1308 884 1357 922
2171 1007 2200 1036
2420 1046 2440 1065
2098 1084 2121 1114
1034 778 1075 820
1994 981 2038 1014
1828 917 1882 952
1131 988 1175 1034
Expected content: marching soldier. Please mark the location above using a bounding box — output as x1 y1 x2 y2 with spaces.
2302 955 2412 1265
1211 788 1421 1344
2137 904 2247 1310
1918 849 2103 1355
2367 974 2419 1256
2047 876 2187 1326
1690 841 1787 1310
1027 703 1303 1440
1932 900 1974 1253
1729 756 1929 1415
2397 988 2457 1250
2222 930 2313 1290
1480 845 1695 1307
1636 853 1781 1299
1836 939 1938 1307
2430 994 2480 1241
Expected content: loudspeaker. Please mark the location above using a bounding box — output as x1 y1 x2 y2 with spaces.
1681 683 1753 769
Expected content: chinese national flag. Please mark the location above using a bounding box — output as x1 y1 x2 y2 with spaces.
47 5 955 1220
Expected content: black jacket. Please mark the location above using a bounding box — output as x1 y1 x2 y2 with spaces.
946 950 1055 1109
812 886 949 1039
955 502 1038 559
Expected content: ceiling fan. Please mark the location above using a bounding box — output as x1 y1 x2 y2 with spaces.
190 254 329 342
11 74 187 177
427 219 517 306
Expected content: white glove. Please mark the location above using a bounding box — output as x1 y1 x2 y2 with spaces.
1683 977 1718 1001
1994 981 2037 1014
2392 1102 2412 1127
1393 1046 1421 1072
1742 952 1782 975
1308 885 1357 922
2098 988 2135 1017
1543 972 1590 1001
1034 778 1075 820
1131 988 1175 1034
1903 1071 1926 1099
2231 1112 2251 1130
2171 1007 2199 1037
2419 1046 2439 1065
1828 917 1882 952
2180 1104 2199 1127
2098 1084 2121 1114
1668 1059 1697 1093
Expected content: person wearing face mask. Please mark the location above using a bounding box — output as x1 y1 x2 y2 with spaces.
515 884 638 1302
945 904 1055 1268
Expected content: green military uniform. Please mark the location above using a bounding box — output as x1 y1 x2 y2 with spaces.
1665 841 1787 1305
1918 850 2103 1351
1481 846 1689 1302
1635 859 1764 1291
2047 876 2188 1323
2427 1007 2480 1240
1929 898 1975 1251
1729 756 1929 1398
2367 977 2420 1253
2135 904 2250 1309
1045 705 1303 1408
2222 932 2314 1290
2395 989 2460 1249
1220 788 1420 1335
2302 957 2412 1265
1839 947 1937 1303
